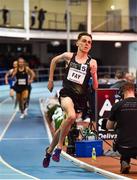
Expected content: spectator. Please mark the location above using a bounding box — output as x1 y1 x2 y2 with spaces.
1 6 9 26
30 6 38 28
64 10 67 28
38 8 47 30
106 81 137 174
125 72 135 83
64 10 71 29
110 70 126 88
102 74 111 85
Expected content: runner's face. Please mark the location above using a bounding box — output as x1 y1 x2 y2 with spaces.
18 58 25 68
13 61 17 68
77 35 92 53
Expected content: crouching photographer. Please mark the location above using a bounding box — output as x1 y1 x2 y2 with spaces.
104 81 137 174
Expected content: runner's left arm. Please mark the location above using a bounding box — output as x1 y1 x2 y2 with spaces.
90 59 98 90
27 67 36 84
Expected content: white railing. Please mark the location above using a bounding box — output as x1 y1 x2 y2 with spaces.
0 9 137 32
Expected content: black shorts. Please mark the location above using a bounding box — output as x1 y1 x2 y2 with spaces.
13 85 28 93
117 146 137 161
59 88 87 113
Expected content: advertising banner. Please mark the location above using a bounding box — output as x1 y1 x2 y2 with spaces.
95 88 119 140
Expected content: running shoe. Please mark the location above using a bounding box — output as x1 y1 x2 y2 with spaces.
24 108 28 115
20 113 25 119
120 160 130 174
52 148 61 162
43 147 51 168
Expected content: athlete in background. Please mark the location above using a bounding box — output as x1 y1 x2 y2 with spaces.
12 57 35 118
5 60 18 100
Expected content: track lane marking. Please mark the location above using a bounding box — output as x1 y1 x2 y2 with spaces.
2 137 49 141
0 97 10 105
0 110 17 141
39 97 131 180
0 156 39 180
0 97 40 180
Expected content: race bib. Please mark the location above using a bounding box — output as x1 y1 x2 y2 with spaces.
18 79 26 85
67 64 87 84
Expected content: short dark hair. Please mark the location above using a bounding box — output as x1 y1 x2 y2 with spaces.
121 81 135 93
77 32 92 40
115 70 125 79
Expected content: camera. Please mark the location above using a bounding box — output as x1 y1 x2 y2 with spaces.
101 118 108 130
113 139 118 152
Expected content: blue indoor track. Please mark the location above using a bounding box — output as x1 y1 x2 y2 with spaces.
0 82 109 180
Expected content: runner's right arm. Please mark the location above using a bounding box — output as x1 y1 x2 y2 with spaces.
5 69 13 85
47 52 73 92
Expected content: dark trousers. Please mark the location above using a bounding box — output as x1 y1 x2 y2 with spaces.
30 17 35 27
38 20 44 29
118 146 137 163
3 16 7 25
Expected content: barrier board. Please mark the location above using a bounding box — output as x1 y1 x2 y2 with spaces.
95 88 119 140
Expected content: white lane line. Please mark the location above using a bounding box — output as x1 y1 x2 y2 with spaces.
2 137 49 141
39 98 52 143
0 97 10 105
0 110 17 141
0 156 40 180
40 97 131 180
0 96 15 140
0 97 40 180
